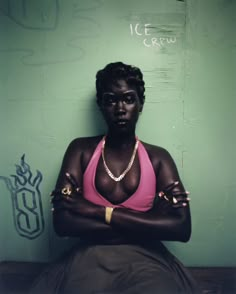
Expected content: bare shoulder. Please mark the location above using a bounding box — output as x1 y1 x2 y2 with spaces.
141 140 184 191
141 141 172 160
68 135 104 153
140 141 174 171
64 135 103 163
66 135 104 172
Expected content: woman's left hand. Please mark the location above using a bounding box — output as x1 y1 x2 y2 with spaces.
158 181 190 208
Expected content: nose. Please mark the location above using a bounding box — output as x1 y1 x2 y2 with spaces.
114 100 126 115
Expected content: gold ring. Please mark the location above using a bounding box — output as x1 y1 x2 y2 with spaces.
61 187 72 196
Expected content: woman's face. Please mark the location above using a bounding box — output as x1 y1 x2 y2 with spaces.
98 79 143 134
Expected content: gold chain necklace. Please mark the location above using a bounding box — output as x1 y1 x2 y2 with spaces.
102 137 139 182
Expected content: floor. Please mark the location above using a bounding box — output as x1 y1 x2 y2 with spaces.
0 262 236 293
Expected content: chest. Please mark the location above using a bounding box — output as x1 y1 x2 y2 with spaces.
95 154 141 205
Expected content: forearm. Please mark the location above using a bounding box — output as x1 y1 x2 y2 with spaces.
58 196 191 242
53 209 128 244
52 185 191 243
110 206 191 242
105 179 192 243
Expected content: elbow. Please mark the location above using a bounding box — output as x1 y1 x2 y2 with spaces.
54 225 67 237
172 212 191 242
180 228 191 242
178 217 191 243
53 210 71 237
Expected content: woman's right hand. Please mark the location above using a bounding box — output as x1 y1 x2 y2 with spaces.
52 193 105 220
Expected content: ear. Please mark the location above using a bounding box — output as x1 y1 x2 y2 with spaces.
96 98 102 108
139 104 143 113
138 95 144 113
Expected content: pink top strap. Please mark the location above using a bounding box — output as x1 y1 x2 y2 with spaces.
83 138 156 212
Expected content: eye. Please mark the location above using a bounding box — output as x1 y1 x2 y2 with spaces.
123 93 136 104
102 93 116 106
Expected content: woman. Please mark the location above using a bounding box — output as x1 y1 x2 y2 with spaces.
31 62 198 293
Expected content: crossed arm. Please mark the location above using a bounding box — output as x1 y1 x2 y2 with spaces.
52 139 191 244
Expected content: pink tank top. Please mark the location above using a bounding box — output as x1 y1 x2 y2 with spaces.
83 138 156 212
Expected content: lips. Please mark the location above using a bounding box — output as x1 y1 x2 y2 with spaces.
115 119 128 126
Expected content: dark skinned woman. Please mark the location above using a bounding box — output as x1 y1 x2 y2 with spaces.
30 62 199 293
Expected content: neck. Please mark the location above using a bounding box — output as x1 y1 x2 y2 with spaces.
105 132 137 149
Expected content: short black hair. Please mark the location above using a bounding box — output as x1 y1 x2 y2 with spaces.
96 62 145 104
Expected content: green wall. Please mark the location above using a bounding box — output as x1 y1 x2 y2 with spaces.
0 0 235 266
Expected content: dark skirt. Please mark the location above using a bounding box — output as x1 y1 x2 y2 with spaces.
30 242 199 294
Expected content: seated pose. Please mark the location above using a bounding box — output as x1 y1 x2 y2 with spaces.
31 62 198 293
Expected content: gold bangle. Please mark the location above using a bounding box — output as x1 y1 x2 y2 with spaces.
105 207 114 224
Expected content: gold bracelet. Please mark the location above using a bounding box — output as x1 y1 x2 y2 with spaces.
105 207 114 224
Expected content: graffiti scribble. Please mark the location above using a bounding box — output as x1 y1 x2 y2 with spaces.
0 155 44 239
0 0 59 30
